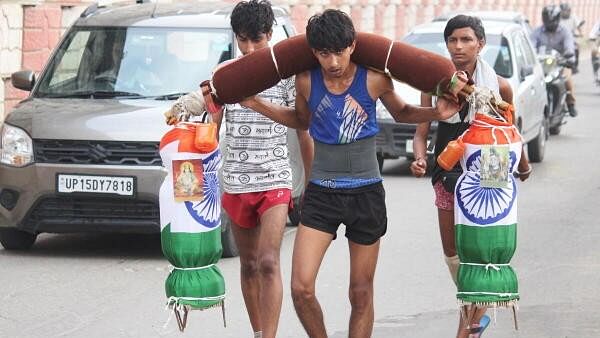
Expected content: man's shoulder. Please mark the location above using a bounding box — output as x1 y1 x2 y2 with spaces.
532 26 544 35
295 70 311 94
555 25 571 37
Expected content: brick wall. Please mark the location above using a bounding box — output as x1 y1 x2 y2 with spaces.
1 1 87 118
1 0 600 119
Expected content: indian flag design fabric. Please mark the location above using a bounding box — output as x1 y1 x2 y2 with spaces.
159 123 225 312
455 113 522 307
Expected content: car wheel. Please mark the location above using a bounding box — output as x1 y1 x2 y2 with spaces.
528 116 548 163
288 196 302 227
220 213 239 258
0 228 37 250
377 154 384 173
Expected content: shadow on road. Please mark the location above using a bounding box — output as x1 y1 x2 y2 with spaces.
0 233 163 260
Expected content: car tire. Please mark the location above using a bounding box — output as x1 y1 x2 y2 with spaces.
220 213 239 258
0 228 37 250
528 116 548 163
377 154 384 173
288 196 302 227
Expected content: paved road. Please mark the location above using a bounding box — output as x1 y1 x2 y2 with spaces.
1 63 599 338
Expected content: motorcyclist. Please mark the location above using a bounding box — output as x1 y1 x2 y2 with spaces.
590 20 600 84
559 2 583 73
532 5 578 117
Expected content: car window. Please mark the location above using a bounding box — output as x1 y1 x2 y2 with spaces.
270 24 289 44
518 31 537 66
403 32 513 78
48 31 91 87
36 27 231 98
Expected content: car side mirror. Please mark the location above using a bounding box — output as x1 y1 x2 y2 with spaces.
519 65 533 81
11 70 35 91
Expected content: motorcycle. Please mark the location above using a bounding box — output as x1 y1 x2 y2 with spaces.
537 50 569 135
591 36 600 86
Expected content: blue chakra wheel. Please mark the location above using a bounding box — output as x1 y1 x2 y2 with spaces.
185 150 221 228
456 149 518 225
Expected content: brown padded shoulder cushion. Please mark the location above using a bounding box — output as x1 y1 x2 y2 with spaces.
211 32 456 104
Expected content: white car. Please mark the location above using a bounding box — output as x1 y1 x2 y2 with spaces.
0 2 304 257
376 19 548 167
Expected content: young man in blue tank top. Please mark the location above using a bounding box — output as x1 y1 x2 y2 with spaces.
242 9 462 337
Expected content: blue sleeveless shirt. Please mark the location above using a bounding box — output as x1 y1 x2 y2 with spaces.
308 65 381 188
308 65 379 144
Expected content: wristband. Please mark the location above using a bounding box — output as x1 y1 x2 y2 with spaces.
515 165 532 176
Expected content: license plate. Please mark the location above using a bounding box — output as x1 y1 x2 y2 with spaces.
57 174 136 197
406 140 433 155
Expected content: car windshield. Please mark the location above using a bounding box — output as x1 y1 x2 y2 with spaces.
403 33 513 78
36 27 232 98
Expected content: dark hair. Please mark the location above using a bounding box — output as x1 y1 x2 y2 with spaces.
306 9 355 52
542 5 561 31
230 0 275 40
443 15 486 43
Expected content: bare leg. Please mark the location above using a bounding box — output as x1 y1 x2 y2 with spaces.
291 224 333 338
231 221 262 333
438 208 456 257
457 306 488 338
438 208 458 283
592 48 600 81
255 204 288 338
440 208 489 338
563 67 575 105
348 239 380 338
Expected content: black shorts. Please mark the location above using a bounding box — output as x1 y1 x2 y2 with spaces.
300 182 387 245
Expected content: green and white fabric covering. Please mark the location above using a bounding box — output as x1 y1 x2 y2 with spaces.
159 129 225 330
454 120 522 309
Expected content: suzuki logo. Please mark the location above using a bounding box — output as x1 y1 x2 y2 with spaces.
89 144 110 163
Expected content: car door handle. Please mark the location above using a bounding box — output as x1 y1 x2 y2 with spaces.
530 87 536 95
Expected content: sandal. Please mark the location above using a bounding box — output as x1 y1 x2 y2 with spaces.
469 314 491 337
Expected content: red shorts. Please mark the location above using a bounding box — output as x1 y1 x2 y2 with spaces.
222 188 292 229
433 180 454 211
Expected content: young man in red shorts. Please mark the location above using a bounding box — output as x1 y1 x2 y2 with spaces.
212 1 313 338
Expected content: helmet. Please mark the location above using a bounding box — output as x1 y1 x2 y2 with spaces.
560 2 571 18
542 5 561 32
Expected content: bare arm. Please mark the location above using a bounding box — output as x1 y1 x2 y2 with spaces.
409 93 434 178
293 72 313 185
239 72 312 130
211 107 224 140
369 72 459 123
295 129 314 186
294 71 312 130
240 97 305 129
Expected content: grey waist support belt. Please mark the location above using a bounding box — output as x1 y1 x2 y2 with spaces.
310 136 381 181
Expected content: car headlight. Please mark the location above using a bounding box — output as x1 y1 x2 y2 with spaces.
1 124 34 167
375 99 393 120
